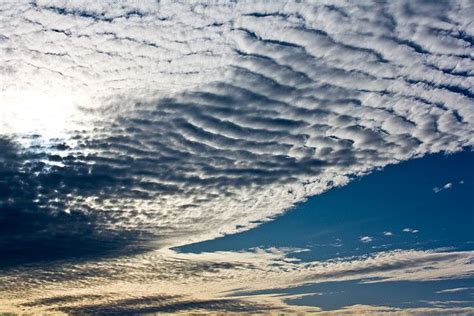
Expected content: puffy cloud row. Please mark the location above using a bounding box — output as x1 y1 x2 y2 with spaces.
1 0 472 251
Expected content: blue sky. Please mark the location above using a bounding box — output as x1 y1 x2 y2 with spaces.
180 150 474 258
179 150 474 310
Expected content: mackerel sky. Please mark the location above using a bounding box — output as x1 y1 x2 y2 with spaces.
0 0 473 314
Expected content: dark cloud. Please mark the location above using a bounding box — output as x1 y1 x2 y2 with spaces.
35 294 273 314
0 136 155 268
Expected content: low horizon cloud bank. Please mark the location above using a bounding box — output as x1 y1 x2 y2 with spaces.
1 247 474 313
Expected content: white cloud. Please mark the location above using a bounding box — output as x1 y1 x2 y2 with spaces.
383 231 394 236
436 287 471 294
403 228 419 234
434 182 454 193
360 236 373 243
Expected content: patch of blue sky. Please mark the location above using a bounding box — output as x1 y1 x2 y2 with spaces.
239 278 474 310
178 150 474 262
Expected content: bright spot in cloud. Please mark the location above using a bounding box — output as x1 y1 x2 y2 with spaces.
0 89 89 139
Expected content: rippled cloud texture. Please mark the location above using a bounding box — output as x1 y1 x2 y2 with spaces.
1 0 473 313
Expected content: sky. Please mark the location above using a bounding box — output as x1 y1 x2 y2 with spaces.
0 0 473 314
179 150 474 311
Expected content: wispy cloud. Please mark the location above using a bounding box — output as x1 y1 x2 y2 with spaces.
403 228 419 234
360 236 374 243
433 182 453 193
1 248 474 313
436 287 471 294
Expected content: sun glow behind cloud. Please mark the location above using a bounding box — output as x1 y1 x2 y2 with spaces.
0 89 90 139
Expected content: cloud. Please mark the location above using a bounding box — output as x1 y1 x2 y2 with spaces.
0 0 472 259
0 0 473 312
317 304 474 315
383 231 394 236
360 236 373 243
436 287 471 294
403 228 419 234
1 247 474 313
433 182 454 193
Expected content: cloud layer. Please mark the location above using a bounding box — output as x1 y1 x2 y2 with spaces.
1 0 473 251
0 0 473 313
1 247 474 313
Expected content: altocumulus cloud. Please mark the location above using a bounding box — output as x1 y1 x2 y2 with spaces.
0 0 473 313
